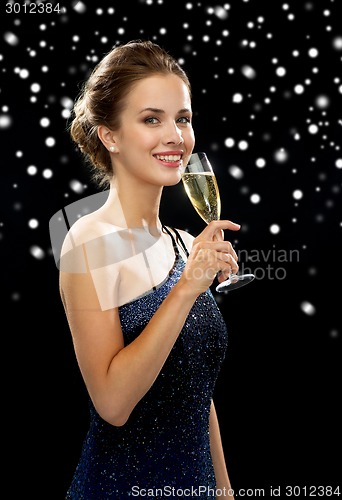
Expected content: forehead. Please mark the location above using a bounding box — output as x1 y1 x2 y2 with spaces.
127 74 191 110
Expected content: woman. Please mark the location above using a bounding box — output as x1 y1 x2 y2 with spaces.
60 39 238 499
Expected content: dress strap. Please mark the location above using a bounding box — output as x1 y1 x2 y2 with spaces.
162 225 190 258
170 227 190 258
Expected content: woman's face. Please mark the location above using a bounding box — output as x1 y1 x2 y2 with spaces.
113 73 195 187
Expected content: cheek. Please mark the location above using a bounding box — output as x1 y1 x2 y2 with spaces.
186 128 195 148
133 129 159 150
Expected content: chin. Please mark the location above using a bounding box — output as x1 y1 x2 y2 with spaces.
163 174 182 187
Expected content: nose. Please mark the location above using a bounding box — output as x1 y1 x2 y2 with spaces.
164 121 184 145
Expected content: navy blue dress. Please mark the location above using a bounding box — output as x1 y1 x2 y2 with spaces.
66 227 228 499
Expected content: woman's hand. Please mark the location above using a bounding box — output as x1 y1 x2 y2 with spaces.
178 220 240 296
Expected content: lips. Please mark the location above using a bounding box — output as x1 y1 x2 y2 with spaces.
154 154 183 168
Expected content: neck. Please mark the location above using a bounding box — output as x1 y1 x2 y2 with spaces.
106 177 163 235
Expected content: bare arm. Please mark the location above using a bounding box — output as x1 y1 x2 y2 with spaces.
60 220 240 427
209 400 235 499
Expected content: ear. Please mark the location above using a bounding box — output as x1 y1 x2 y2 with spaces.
97 125 117 151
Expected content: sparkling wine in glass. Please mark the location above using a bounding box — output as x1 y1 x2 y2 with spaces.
181 152 255 292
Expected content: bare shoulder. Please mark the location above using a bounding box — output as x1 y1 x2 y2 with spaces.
60 207 121 259
62 210 111 247
59 210 122 311
59 208 121 278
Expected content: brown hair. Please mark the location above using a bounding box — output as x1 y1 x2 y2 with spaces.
69 39 191 187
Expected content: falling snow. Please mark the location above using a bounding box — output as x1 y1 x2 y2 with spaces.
1 0 341 342
1 4 340 489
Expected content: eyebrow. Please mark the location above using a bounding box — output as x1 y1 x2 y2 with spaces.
138 107 192 115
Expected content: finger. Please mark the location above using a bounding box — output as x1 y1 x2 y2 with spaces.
206 220 241 236
195 240 238 261
221 243 238 262
217 269 229 283
217 259 239 281
218 252 239 271
208 231 239 260
217 252 239 272
213 229 224 242
231 245 238 262
217 261 233 282
226 255 239 274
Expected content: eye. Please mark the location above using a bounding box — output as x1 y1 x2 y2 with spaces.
177 116 191 124
144 117 159 125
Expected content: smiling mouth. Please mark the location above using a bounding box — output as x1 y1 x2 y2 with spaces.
154 154 182 162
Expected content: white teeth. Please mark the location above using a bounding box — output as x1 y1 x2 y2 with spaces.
156 154 181 161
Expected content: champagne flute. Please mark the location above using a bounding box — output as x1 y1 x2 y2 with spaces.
181 152 255 292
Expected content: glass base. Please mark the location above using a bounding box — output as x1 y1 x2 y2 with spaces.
215 273 255 292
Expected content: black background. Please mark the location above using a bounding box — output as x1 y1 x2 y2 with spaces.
1 1 341 498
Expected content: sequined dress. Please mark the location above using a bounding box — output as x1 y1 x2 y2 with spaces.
66 227 228 499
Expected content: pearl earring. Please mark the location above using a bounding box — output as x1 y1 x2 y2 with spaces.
109 146 116 153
